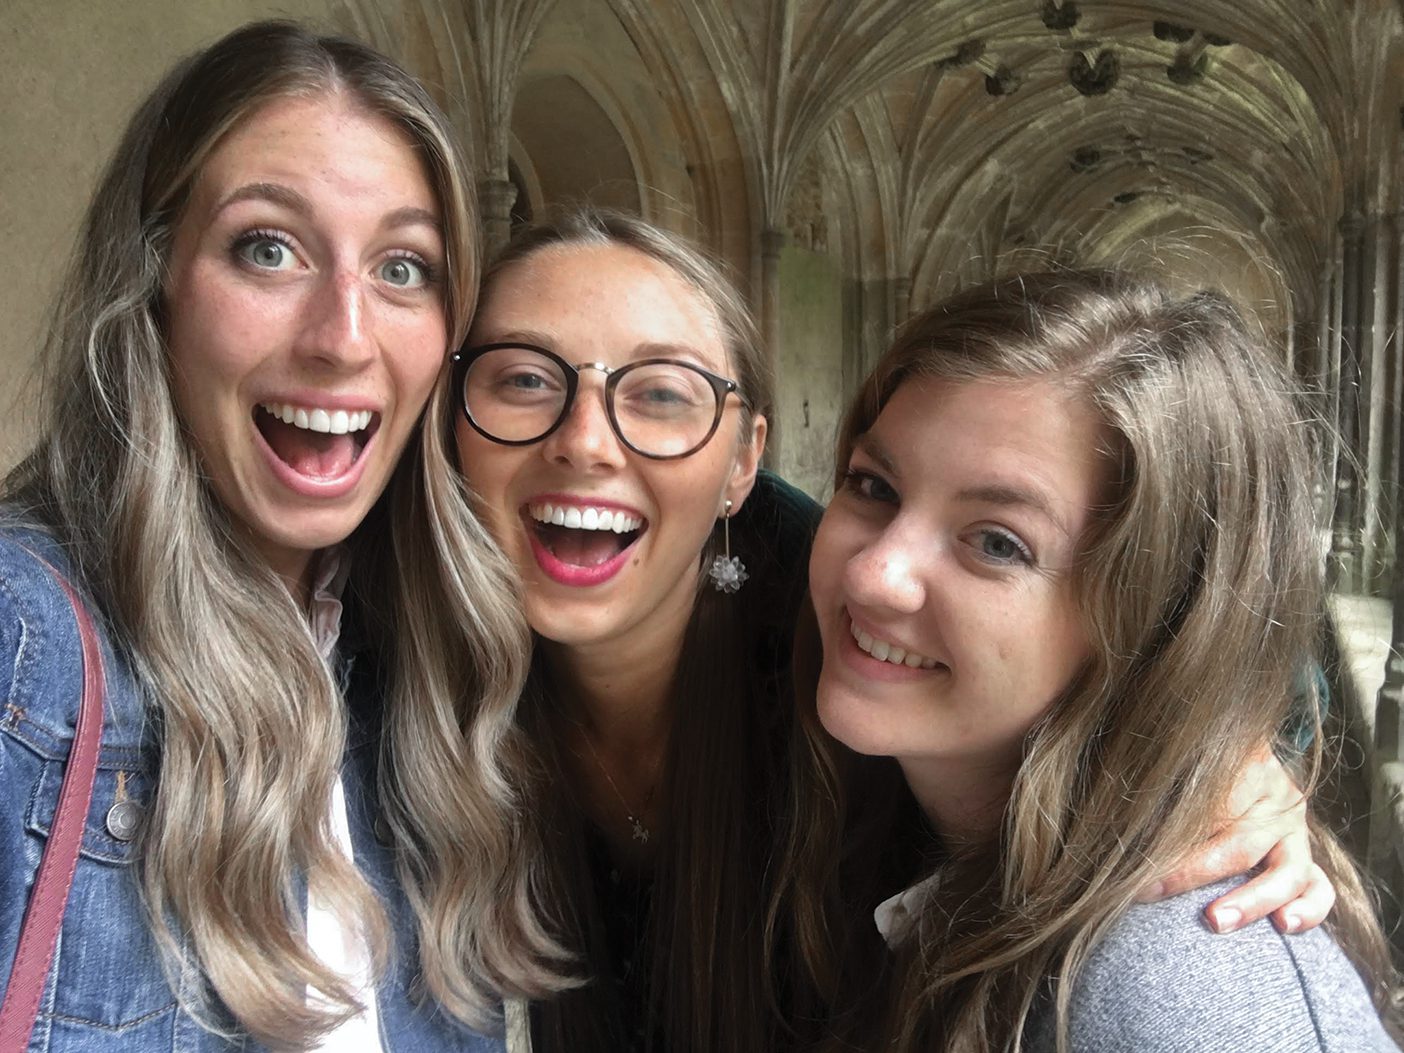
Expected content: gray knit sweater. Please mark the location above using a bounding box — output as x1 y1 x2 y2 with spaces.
1022 878 1399 1052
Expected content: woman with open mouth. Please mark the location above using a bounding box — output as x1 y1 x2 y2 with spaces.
790 270 1401 1050
452 210 1341 1052
0 21 552 1053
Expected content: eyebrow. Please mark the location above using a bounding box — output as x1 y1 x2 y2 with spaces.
853 432 900 478
214 182 313 218
213 184 441 234
633 341 716 368
857 431 1070 536
954 483 1070 537
473 332 717 367
381 205 441 232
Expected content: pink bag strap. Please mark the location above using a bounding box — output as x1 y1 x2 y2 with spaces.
0 552 107 1053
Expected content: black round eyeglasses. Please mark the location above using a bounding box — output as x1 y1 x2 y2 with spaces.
451 342 749 460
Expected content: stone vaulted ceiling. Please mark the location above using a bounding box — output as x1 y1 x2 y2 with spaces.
813 0 1399 319
338 0 1402 333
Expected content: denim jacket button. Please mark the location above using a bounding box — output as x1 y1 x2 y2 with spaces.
105 799 142 842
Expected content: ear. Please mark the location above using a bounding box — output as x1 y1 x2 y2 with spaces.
724 413 768 512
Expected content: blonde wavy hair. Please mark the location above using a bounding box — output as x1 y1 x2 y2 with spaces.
4 20 559 1048
780 270 1400 1051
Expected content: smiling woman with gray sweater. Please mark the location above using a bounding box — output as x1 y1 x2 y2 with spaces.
782 271 1401 1052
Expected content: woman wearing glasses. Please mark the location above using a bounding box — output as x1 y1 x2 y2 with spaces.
453 211 801 1050
451 210 1337 1053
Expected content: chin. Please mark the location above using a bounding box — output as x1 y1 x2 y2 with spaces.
815 680 897 758
259 506 369 555
522 602 613 647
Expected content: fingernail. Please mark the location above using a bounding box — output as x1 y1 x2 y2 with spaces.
1209 906 1241 933
1281 913 1301 934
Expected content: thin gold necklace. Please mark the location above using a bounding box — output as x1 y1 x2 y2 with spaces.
575 730 658 843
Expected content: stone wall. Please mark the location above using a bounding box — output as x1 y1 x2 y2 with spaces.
0 0 333 466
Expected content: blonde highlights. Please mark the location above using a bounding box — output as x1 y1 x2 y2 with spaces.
5 21 549 1047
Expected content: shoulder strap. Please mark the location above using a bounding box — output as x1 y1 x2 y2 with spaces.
0 551 107 1053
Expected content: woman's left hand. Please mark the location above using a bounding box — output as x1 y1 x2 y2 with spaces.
1137 746 1336 934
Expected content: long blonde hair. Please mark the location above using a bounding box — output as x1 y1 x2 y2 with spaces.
782 270 1399 1051
4 20 556 1047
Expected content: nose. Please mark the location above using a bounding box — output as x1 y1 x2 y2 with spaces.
842 518 928 616
539 371 627 470
295 270 374 371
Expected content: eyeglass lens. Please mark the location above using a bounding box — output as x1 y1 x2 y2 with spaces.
463 346 722 458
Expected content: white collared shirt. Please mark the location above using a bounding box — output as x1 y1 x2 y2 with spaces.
873 874 940 948
304 548 385 1053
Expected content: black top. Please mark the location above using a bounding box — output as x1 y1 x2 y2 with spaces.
532 470 823 1052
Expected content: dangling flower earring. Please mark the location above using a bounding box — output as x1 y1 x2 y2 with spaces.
708 499 748 593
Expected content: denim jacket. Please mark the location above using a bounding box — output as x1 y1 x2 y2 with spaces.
0 522 505 1052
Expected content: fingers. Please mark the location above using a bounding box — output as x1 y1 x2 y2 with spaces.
1139 793 1310 905
1139 746 1319 924
1269 863 1336 934
1199 831 1314 932
1140 812 1291 904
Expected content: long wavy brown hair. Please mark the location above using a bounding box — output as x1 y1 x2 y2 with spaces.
4 21 560 1048
466 209 826 1052
777 269 1401 1051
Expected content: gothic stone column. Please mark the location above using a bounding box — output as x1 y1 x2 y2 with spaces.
1331 212 1366 591
760 226 786 466
479 178 518 259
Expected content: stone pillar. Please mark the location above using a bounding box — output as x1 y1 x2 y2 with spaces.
1316 255 1335 394
1379 553 1404 764
893 275 912 325
1315 251 1339 528
479 178 518 258
760 226 786 466
1368 214 1404 589
1331 212 1365 591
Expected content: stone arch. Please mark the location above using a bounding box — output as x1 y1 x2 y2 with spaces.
511 72 643 216
522 0 703 232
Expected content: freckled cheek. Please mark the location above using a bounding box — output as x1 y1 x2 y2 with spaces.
171 286 282 378
383 313 448 372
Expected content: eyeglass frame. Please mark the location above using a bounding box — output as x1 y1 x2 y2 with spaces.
450 341 751 461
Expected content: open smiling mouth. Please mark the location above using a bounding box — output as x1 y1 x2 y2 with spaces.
525 502 646 569
254 402 380 480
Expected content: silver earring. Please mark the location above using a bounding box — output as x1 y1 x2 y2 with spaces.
708 499 748 593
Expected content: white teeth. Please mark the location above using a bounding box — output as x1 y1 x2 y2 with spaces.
528 503 643 533
850 619 940 670
260 403 375 434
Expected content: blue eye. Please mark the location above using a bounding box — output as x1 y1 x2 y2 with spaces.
234 232 296 271
843 469 899 505
968 527 1033 566
379 255 432 288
